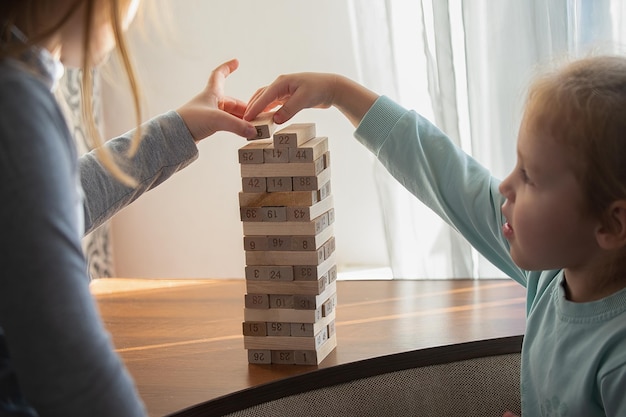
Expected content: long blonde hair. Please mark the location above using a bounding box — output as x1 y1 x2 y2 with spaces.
1 0 142 187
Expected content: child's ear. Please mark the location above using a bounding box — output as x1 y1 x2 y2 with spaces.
596 200 626 249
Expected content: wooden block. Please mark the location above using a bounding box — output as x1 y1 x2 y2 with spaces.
245 247 325 266
266 322 291 336
286 196 334 222
244 293 269 309
260 206 287 222
294 333 337 365
239 190 318 207
271 350 295 364
289 137 329 162
242 210 332 236
328 264 337 284
266 177 292 192
293 350 318 365
239 141 269 164
248 349 272 364
322 292 337 317
249 112 276 140
273 123 316 148
290 322 314 337
263 147 289 163
318 180 332 201
292 167 331 191
246 275 326 295
327 320 336 338
244 330 327 350
269 294 294 309
245 265 294 281
242 321 267 336
242 177 266 193
240 207 262 222
244 305 323 323
240 154 325 177
266 236 291 251
322 236 336 259
293 254 336 281
243 236 269 251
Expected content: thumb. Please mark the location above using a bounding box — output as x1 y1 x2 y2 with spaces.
206 112 257 140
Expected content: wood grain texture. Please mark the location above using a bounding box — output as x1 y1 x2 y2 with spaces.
94 279 526 417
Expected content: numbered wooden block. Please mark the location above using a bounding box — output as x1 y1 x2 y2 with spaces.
239 141 268 164
266 177 292 192
242 177 266 193
242 210 332 236
240 207 262 222
292 167 331 192
248 349 272 364
263 147 289 163
290 322 314 337
288 137 329 162
269 294 294 309
249 112 276 140
286 196 334 222
322 236 336 259
273 123 316 148
294 350 319 365
318 180 332 201
271 350 295 364
244 293 269 309
260 206 287 222
243 236 269 251
322 293 337 317
245 265 294 281
266 236 291 251
242 321 267 336
293 253 336 281
266 322 291 336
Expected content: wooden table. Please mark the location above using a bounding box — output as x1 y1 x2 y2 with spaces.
93 278 526 417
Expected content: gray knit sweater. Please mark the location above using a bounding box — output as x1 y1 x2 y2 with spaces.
0 46 198 416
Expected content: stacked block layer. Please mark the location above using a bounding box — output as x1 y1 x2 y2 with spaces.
239 122 337 365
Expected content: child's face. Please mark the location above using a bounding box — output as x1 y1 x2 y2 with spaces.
498 116 600 271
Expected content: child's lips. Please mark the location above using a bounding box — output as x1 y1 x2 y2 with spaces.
502 222 514 239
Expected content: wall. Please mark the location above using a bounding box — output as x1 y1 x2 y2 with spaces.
102 0 389 278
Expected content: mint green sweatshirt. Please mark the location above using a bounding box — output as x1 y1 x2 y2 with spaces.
355 95 626 417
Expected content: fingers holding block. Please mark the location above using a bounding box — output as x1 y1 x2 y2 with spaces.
249 112 276 140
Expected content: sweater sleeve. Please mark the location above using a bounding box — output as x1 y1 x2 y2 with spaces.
0 72 146 416
354 95 527 285
81 111 198 234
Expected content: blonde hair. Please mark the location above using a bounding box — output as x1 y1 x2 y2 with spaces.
525 56 626 225
524 55 626 281
1 0 142 187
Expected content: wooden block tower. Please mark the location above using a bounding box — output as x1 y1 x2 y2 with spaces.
238 116 337 365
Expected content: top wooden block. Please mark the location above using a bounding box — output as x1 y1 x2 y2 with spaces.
248 112 276 140
273 123 316 148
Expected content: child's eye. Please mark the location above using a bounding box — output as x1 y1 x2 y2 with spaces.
520 169 533 184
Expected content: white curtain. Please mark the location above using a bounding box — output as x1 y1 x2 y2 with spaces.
347 0 623 279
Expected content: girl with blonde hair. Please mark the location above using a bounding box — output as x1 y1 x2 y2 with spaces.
0 1 256 416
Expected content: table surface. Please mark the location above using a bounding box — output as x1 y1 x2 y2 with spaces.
92 278 527 417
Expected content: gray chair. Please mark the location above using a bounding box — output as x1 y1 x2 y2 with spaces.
169 335 522 417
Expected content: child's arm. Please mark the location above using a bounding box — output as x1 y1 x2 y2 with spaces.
245 73 525 283
244 73 378 128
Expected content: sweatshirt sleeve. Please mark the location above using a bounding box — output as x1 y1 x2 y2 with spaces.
0 73 146 416
354 95 526 284
81 111 198 234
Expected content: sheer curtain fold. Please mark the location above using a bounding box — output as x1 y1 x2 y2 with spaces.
348 0 621 279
